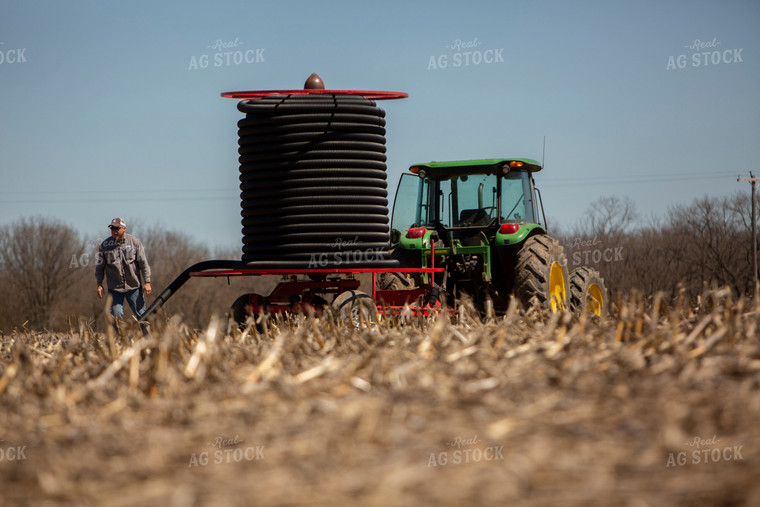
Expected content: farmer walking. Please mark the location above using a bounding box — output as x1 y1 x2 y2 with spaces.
95 218 152 333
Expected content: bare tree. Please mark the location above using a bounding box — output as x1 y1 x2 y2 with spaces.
0 216 85 328
727 190 760 286
585 195 638 238
139 225 211 281
557 193 756 298
667 195 751 295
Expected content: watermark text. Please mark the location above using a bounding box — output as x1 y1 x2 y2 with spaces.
666 434 744 467
428 37 504 70
0 43 27 65
188 37 265 70
0 441 27 462
565 236 624 267
427 434 504 467
188 435 265 467
666 38 743 70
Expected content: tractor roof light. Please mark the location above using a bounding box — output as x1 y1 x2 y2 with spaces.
409 166 427 179
509 161 524 168
409 165 427 180
499 223 520 234
406 227 427 239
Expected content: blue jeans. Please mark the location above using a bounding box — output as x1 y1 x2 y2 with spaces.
110 289 150 335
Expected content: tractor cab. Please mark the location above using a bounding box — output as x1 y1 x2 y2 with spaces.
391 158 545 248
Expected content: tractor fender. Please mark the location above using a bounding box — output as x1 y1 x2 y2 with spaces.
495 223 546 246
399 229 434 250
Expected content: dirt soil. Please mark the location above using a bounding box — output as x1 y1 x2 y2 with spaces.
1 290 759 506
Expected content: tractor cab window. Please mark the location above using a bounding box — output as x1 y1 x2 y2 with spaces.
392 168 537 238
501 170 535 223
437 173 498 228
391 173 426 238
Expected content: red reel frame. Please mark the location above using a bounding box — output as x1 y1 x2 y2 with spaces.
221 89 408 100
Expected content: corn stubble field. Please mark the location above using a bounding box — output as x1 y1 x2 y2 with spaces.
1 289 759 506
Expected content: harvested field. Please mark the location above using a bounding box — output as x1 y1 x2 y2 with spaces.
1 289 759 506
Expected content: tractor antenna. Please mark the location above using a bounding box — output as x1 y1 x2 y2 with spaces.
542 136 546 169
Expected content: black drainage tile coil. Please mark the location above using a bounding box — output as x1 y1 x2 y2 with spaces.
235 93 400 268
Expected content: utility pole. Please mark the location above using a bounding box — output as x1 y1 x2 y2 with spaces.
738 172 759 290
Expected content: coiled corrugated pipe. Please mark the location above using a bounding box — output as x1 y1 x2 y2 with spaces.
236 93 398 267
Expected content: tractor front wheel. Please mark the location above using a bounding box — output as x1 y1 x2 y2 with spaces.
568 267 608 318
377 246 419 292
514 235 569 312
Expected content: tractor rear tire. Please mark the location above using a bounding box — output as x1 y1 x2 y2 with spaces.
514 235 569 312
568 267 608 318
332 290 377 328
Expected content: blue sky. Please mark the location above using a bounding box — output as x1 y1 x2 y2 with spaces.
1 0 759 250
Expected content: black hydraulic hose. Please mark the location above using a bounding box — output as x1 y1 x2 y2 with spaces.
139 260 244 322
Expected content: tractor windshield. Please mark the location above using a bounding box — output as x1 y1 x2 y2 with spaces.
436 174 498 227
433 170 535 227
390 168 537 239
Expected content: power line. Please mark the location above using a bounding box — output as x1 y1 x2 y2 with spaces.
0 170 743 203
0 188 239 204
0 188 237 195
541 171 738 187
542 176 729 187
0 197 238 204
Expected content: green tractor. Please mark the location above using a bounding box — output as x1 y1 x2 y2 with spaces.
383 158 607 316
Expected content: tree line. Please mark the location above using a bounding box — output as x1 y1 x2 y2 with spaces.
0 219 271 332
0 190 757 331
554 191 759 299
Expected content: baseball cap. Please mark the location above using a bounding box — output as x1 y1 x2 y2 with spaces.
109 218 126 229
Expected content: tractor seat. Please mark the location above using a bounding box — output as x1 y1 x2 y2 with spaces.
459 208 490 226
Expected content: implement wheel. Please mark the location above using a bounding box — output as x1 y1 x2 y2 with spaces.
332 290 376 328
514 235 569 312
569 267 608 318
230 293 264 329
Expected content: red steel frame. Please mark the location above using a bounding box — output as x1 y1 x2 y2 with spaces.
221 89 408 100
191 266 445 316
189 244 444 316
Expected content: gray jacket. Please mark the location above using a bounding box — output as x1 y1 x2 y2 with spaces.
95 233 151 293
